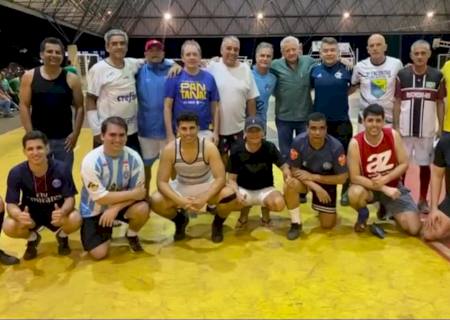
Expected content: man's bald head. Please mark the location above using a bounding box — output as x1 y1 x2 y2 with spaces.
367 33 387 63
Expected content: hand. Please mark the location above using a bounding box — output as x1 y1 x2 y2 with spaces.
18 206 33 226
285 176 297 188
313 185 331 204
296 170 315 182
64 132 78 152
179 196 195 211
424 209 444 229
93 134 102 146
132 185 147 201
381 186 401 200
51 203 65 226
189 196 208 211
99 207 119 227
372 174 388 190
167 64 182 78
339 57 353 71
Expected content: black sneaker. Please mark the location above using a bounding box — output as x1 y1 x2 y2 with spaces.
173 209 189 241
370 223 386 239
126 235 144 252
56 231 71 256
0 250 20 265
287 223 302 240
299 194 307 204
23 232 41 260
211 219 224 243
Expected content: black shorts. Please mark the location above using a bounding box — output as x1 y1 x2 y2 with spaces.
20 205 59 232
327 120 353 152
81 206 131 252
93 132 142 156
218 131 243 155
311 184 337 214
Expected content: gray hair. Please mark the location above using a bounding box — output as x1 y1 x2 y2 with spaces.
256 42 273 55
320 37 338 48
104 29 128 45
280 36 301 51
181 40 202 56
411 39 431 52
221 36 240 50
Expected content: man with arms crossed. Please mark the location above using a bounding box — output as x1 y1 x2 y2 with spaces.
347 104 421 236
3 131 81 260
151 113 232 243
393 40 445 213
284 113 348 240
80 117 149 260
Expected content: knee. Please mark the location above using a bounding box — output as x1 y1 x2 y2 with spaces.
69 211 82 229
0 198 4 212
348 185 366 208
268 197 285 212
150 192 165 214
398 214 422 236
89 244 109 260
2 217 21 237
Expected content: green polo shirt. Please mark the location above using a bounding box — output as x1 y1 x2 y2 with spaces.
271 55 316 121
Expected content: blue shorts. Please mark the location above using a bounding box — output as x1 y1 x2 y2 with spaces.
371 184 418 217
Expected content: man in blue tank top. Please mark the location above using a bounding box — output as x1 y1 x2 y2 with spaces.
151 112 234 243
19 37 84 172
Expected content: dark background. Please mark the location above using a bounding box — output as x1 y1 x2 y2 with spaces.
1 5 449 69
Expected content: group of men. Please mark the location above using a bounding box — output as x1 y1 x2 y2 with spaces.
1 29 450 265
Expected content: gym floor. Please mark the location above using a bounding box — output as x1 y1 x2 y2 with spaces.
0 96 449 318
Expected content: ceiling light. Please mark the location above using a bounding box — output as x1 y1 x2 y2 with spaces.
426 11 434 18
257 12 264 20
164 12 172 20
343 11 350 19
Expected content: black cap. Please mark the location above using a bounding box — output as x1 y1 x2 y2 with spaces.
245 116 264 132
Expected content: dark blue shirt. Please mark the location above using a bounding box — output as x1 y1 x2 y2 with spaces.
6 159 77 213
310 62 351 121
288 132 347 175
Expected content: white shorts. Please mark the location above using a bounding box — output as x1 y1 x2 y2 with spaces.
402 136 434 166
238 186 276 207
170 179 214 198
138 137 166 164
198 130 214 141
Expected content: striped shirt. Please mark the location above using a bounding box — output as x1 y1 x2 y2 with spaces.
174 137 211 185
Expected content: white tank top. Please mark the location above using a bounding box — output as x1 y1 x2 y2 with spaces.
174 137 212 185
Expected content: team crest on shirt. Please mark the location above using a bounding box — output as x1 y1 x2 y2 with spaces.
323 162 332 170
123 161 130 180
334 71 342 79
370 79 387 98
425 81 436 89
88 182 99 191
52 179 62 188
290 149 299 160
338 154 346 166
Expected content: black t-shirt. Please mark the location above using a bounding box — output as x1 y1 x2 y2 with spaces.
433 135 450 196
6 159 77 213
227 140 284 190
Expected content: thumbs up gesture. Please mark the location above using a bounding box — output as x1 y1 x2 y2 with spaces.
51 203 64 226
18 206 33 226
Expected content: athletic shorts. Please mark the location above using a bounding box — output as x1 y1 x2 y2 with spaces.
218 131 243 155
438 196 450 218
20 204 59 232
402 136 434 166
311 184 337 214
371 184 418 217
238 186 276 207
81 205 133 251
138 137 166 165
170 179 214 198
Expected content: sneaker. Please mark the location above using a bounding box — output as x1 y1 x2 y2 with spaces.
55 231 71 256
260 218 272 228
126 235 144 252
418 201 430 214
299 194 307 204
370 223 385 239
173 209 189 241
340 192 349 206
354 221 367 233
23 232 41 260
287 223 302 240
211 220 224 243
376 204 387 220
0 250 20 265
235 217 248 230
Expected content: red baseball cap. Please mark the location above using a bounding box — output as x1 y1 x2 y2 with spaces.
145 39 164 51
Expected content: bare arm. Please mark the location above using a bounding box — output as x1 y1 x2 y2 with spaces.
381 130 409 184
393 97 401 130
211 100 220 143
227 173 239 193
19 71 33 132
347 85 358 95
437 99 444 136
6 203 22 220
348 138 377 189
95 188 144 206
67 73 85 150
60 197 75 215
86 93 102 142
311 172 348 185
200 141 226 202
164 97 175 141
430 164 445 210
246 98 256 116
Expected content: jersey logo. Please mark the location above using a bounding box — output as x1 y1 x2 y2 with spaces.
322 162 332 170
87 182 99 191
290 149 299 160
366 150 394 174
334 71 342 79
338 154 346 166
52 179 62 188
425 81 436 89
370 79 387 98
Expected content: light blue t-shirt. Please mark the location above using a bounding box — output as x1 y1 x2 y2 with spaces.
136 59 173 139
164 69 220 131
252 66 277 125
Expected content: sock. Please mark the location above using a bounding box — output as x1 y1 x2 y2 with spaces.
289 209 301 224
357 207 369 224
28 231 38 241
172 209 185 222
207 204 217 209
419 165 431 201
126 229 138 237
57 230 68 238
0 210 4 235
213 214 226 225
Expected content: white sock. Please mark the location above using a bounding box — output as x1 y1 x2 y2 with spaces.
127 229 138 237
58 230 68 238
28 231 38 241
289 209 301 224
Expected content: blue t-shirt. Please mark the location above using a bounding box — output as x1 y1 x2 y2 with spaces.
288 132 347 175
164 69 220 131
136 59 173 139
252 66 277 125
310 62 351 121
6 159 77 214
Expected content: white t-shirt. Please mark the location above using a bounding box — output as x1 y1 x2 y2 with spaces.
352 56 403 122
207 59 259 135
87 58 142 135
